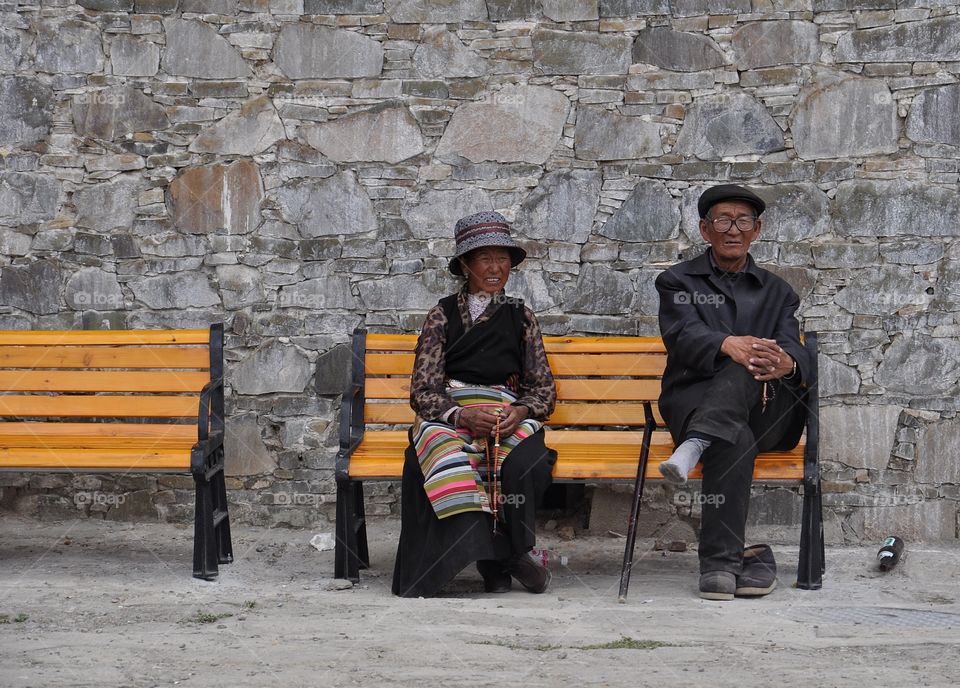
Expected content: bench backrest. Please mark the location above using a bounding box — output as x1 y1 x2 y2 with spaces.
0 327 220 424
359 332 668 427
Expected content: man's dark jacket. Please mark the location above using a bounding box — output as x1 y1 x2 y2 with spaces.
654 249 810 443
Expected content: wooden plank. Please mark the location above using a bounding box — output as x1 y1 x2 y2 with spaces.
364 333 667 354
0 346 210 370
0 423 196 448
0 395 199 418
365 402 652 426
0 329 210 346
0 370 209 393
347 430 804 481
364 377 661 401
364 352 667 377
0 447 192 471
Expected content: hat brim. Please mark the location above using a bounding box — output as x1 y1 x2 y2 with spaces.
450 244 526 276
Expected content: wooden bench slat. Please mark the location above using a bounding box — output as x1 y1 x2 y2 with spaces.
365 333 668 354
0 447 192 471
0 395 200 418
0 423 196 449
364 377 662 401
365 402 659 426
0 346 210 370
347 430 804 481
364 352 669 377
0 329 211 346
0 370 210 393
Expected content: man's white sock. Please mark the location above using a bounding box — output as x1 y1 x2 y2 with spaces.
658 437 712 484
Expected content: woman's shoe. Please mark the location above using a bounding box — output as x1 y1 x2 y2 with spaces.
476 560 512 593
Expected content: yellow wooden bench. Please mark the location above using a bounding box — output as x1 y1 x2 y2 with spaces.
0 325 232 580
335 329 824 596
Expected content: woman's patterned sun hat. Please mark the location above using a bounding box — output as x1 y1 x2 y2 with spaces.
448 211 527 277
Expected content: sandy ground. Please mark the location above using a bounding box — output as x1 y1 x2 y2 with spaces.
2 515 960 688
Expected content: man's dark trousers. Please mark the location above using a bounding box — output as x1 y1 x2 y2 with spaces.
672 359 808 575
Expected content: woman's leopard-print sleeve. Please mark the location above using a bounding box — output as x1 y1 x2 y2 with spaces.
409 303 458 422
514 306 557 421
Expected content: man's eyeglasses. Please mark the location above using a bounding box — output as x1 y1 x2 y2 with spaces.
707 215 759 233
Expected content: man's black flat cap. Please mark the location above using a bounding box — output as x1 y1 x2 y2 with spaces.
698 184 766 219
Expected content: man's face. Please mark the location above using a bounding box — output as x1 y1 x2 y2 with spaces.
699 200 762 264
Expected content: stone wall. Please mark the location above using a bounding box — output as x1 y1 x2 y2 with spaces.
1 0 959 543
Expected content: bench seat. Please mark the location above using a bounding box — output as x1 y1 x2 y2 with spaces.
335 329 824 596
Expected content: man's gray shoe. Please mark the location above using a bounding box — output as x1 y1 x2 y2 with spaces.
735 544 777 597
699 571 735 601
658 460 688 484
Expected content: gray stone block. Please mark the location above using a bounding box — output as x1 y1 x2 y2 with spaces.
65 268 124 311
302 103 424 164
276 172 378 237
876 334 960 396
0 28 27 71
72 86 170 140
485 0 538 19
833 179 960 238
599 179 679 242
161 19 250 79
435 85 568 164
835 17 960 63
0 172 59 226
78 0 134 7
632 27 725 72
190 96 285 156
0 261 61 315
217 265 264 309
74 176 141 232
575 106 662 160
670 0 750 16
129 273 221 309
278 276 358 310
110 35 160 77
386 0 487 23
812 241 879 269
403 188 492 240
233 340 313 395
414 26 486 79
791 72 897 160
35 20 103 74
760 183 829 242
906 84 960 147
0 77 54 146
181 0 236 10
542 0 597 21
599 0 668 14
916 417 960 486
515 169 602 244
834 265 931 317
506 269 561 312
732 21 820 70
565 263 634 315
315 343 352 394
674 93 784 160
820 404 902 471
818 354 861 396
533 29 631 75
274 24 383 79
357 273 452 311
304 0 383 11
225 413 277 477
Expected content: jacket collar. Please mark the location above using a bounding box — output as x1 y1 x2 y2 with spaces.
682 248 766 287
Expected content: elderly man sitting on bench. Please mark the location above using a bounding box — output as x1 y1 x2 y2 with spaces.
654 184 810 601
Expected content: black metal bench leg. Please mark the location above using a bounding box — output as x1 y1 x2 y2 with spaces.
797 482 824 590
619 413 654 602
335 478 361 582
211 448 233 565
193 471 219 580
352 481 369 570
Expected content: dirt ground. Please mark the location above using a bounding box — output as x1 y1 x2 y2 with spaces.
2 515 959 688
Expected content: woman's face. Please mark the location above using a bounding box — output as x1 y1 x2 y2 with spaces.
461 247 512 295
